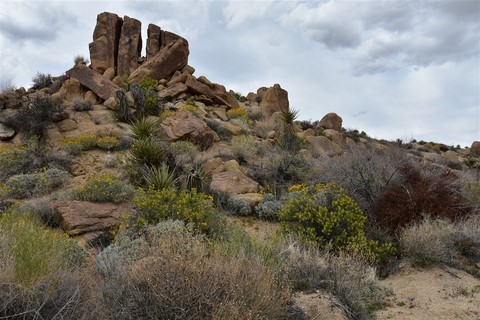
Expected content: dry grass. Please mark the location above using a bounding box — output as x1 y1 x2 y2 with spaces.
399 214 480 267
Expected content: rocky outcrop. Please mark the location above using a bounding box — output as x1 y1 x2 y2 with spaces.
146 24 183 59
88 13 188 83
89 12 122 74
117 16 142 77
158 109 219 150
259 84 289 115
129 38 189 83
305 135 343 156
66 65 120 101
317 112 343 131
471 141 480 157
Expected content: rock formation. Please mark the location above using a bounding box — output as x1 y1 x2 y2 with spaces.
89 12 189 82
258 84 289 115
117 16 142 77
89 12 122 74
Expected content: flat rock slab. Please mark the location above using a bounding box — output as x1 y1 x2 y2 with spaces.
54 200 130 237
66 65 120 101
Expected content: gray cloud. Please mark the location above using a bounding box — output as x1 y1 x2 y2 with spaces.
0 2 78 43
280 0 480 75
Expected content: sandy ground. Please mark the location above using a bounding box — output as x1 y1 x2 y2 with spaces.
377 263 480 320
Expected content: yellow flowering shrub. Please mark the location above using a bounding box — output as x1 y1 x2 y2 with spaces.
279 183 394 262
133 188 218 233
227 107 249 120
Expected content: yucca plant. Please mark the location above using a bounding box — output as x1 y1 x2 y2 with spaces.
130 139 165 166
280 108 299 135
143 163 178 190
186 166 207 192
129 117 158 141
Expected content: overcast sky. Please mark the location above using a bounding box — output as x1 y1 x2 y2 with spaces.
0 0 479 146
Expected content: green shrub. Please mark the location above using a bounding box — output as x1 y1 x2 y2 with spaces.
255 193 283 220
78 176 134 203
225 196 252 216
6 168 69 199
0 142 72 183
139 77 158 91
279 183 395 263
133 188 219 233
129 138 165 166
0 210 86 287
168 140 199 168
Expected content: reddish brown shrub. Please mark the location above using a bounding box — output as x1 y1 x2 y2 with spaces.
374 163 471 234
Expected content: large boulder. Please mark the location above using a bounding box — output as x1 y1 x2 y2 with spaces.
89 12 123 74
317 112 343 131
129 38 189 83
158 109 219 150
117 16 142 77
259 84 289 115
146 23 183 59
471 141 480 157
209 160 260 195
158 82 188 99
305 135 343 156
0 123 15 140
185 76 215 96
54 200 133 245
66 65 120 101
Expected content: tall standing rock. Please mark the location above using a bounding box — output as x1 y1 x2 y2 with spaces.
117 16 142 77
89 12 122 74
129 38 189 83
146 23 183 60
259 84 289 115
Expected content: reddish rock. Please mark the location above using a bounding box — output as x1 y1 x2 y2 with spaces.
317 113 343 131
117 16 142 77
158 109 219 150
185 76 215 96
158 82 188 99
55 200 129 238
129 38 189 83
89 12 122 74
210 160 259 194
146 24 161 59
66 65 120 101
471 141 480 157
259 84 289 115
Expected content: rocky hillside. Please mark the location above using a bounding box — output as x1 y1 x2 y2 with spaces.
0 12 479 320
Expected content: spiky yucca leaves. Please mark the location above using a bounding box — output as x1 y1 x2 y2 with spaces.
129 117 158 141
143 163 179 190
186 167 207 192
279 108 302 152
129 139 165 166
113 90 132 123
280 108 299 135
